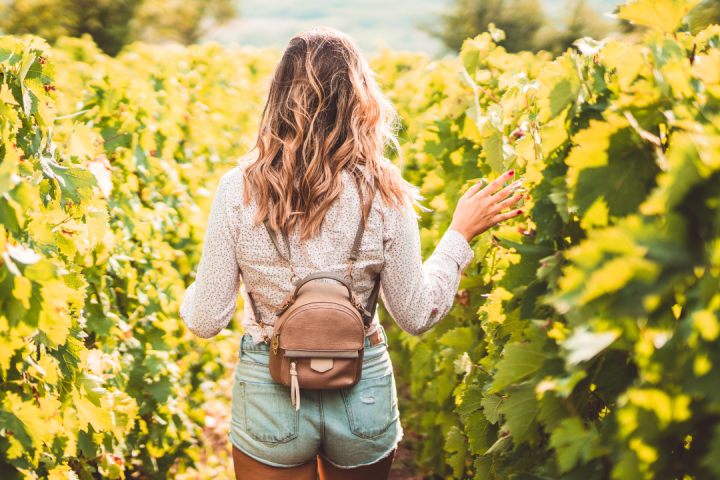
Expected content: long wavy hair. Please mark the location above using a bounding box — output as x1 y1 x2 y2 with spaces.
242 27 422 240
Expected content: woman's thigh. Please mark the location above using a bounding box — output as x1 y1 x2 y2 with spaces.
318 449 396 480
232 446 317 480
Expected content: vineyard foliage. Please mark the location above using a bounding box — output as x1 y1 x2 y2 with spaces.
379 1 720 479
0 34 273 478
1 0 720 478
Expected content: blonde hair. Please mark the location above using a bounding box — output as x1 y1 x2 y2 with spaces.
242 26 422 240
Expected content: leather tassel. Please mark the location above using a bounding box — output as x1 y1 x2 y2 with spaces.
290 361 300 411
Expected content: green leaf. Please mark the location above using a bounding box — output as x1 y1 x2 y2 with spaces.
703 423 720 476
457 385 484 415
474 456 493 480
567 119 660 217
441 327 475 351
42 160 97 204
549 418 600 473
482 129 504 173
497 385 540 445
485 434 513 455
489 340 549 393
481 394 503 424
538 393 570 432
537 54 581 121
76 372 108 408
467 410 495 455
445 426 467 478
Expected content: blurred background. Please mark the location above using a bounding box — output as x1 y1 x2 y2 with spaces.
1 0 719 58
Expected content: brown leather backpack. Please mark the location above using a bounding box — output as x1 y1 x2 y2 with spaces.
246 216 381 411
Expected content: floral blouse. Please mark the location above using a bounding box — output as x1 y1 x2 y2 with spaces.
179 163 474 344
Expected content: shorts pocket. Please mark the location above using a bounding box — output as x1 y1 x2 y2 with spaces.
342 373 396 439
240 381 298 446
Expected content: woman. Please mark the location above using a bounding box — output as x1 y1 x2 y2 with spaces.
180 27 523 480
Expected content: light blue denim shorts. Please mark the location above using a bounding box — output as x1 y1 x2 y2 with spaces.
229 326 403 469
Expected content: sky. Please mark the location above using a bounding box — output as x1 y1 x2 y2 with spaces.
202 0 621 56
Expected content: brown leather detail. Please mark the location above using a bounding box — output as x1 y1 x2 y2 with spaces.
368 328 382 346
279 306 364 351
348 214 365 262
263 218 292 264
295 354 363 389
310 358 334 372
290 273 354 303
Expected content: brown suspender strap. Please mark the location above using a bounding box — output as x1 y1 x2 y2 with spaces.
263 219 292 264
348 215 365 262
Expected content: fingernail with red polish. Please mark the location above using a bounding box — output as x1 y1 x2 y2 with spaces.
476 179 483 184
508 170 515 176
517 210 523 214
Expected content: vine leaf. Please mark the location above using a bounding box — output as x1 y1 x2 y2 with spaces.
489 340 549 393
497 385 540 445
615 0 701 33
481 393 503 424
549 418 600 473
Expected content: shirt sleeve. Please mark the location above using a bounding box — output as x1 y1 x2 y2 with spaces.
179 171 241 339
380 204 474 336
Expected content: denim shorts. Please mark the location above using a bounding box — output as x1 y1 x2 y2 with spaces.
228 326 403 468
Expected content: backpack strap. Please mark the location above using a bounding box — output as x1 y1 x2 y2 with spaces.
247 201 383 337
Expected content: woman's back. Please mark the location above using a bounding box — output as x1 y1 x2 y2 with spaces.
180 163 474 344
179 26 522 480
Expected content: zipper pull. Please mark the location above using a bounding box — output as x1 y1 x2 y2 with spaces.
290 361 300 412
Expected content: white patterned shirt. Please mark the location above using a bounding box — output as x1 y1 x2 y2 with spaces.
179 163 474 344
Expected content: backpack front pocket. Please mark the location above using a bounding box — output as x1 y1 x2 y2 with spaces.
239 381 298 446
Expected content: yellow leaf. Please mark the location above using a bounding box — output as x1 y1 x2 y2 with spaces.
540 118 568 157
429 192 448 212
579 198 609 229
12 276 32 309
482 287 513 324
48 465 80 480
3 392 51 449
580 256 659 304
693 310 719 341
692 50 720 85
565 119 620 186
67 123 96 160
421 170 445 193
661 59 694 98
601 40 646 90
694 352 712 376
0 83 18 105
616 0 702 33
73 390 114 433
39 354 60 385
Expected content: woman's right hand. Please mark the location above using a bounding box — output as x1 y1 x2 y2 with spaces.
448 171 524 243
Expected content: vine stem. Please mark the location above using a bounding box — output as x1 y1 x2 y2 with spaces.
523 95 540 163
478 84 502 105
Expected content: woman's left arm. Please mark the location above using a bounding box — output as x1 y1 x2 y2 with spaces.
179 170 241 338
